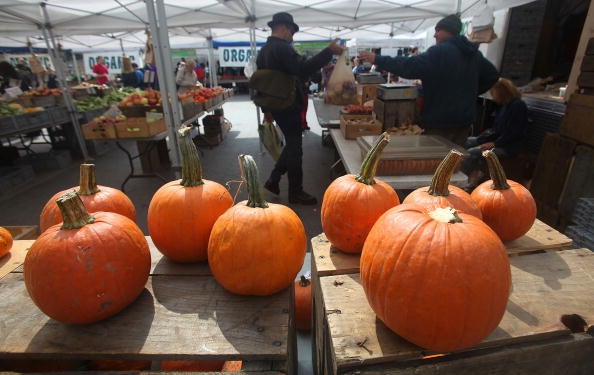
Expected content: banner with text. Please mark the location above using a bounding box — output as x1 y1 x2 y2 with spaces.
6 54 54 70
82 51 143 76
218 47 260 67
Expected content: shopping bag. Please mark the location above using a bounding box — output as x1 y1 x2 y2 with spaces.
258 120 284 161
324 50 358 105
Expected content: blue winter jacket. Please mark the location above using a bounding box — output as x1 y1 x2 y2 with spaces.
374 35 499 129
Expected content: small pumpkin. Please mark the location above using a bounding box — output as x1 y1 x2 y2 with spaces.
39 163 136 233
148 124 233 262
294 275 312 331
0 226 13 258
24 191 150 324
321 132 400 253
360 204 510 352
208 154 306 296
470 150 536 241
403 150 482 219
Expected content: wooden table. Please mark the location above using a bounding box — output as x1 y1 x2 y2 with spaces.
329 129 468 190
0 237 294 374
310 223 594 375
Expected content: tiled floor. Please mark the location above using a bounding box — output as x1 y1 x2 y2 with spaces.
0 94 339 374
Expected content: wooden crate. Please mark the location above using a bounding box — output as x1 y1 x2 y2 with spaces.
339 114 382 140
314 249 594 374
0 237 295 374
560 93 594 147
373 98 416 129
356 84 378 105
81 122 117 140
311 220 575 374
115 117 166 138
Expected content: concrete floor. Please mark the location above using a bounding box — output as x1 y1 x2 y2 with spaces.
0 94 340 374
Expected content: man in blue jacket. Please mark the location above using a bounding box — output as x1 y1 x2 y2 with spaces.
359 14 499 146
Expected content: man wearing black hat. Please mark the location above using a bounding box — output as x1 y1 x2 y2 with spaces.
257 12 344 205
359 14 499 147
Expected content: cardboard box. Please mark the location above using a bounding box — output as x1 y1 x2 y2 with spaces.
376 83 418 100
81 122 117 140
339 113 382 140
115 117 166 138
374 98 416 129
356 83 377 105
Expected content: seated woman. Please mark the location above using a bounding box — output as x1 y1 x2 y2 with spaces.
462 77 528 190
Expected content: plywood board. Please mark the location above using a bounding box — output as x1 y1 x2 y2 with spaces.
0 274 290 362
319 249 594 372
0 240 34 279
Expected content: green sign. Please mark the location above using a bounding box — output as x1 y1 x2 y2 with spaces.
293 41 329 54
171 49 196 59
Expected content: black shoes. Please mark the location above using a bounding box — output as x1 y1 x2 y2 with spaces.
289 191 317 205
264 180 280 195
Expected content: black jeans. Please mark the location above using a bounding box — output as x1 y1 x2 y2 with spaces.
270 109 304 195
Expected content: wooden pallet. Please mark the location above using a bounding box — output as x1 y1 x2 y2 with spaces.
312 247 594 374
0 238 295 374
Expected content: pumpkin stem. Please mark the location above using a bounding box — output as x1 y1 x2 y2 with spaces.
427 150 463 196
178 124 205 187
77 163 100 195
299 275 311 287
428 207 463 224
56 190 95 229
238 154 269 208
355 132 390 185
482 150 510 190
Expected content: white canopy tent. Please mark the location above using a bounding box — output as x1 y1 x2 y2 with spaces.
0 0 537 167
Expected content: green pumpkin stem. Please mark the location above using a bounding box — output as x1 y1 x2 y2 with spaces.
77 163 100 195
355 132 390 185
427 150 463 196
239 154 269 208
483 150 510 190
178 124 205 187
56 190 95 229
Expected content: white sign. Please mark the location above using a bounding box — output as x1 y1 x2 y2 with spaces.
82 51 143 76
5 54 54 70
218 47 260 67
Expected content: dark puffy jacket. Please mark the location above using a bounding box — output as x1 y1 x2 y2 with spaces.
375 35 499 129
256 36 333 108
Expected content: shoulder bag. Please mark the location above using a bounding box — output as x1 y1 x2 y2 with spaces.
248 69 297 112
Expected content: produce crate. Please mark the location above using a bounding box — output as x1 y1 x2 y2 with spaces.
47 106 70 124
0 238 296 374
30 95 56 107
18 110 52 130
118 105 163 118
339 114 382 140
356 83 378 105
81 122 117 140
0 115 18 136
311 231 586 375
79 107 109 123
374 98 417 129
115 117 166 138
356 134 466 176
181 100 204 120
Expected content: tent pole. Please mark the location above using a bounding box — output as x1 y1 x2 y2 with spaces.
40 3 90 162
145 0 182 169
206 32 218 88
72 53 82 84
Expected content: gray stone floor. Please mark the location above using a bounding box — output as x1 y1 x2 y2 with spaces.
0 94 340 374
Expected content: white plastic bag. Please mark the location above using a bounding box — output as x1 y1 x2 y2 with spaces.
324 50 358 105
244 56 257 79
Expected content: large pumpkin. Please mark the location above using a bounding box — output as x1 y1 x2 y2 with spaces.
403 150 482 219
0 226 13 258
360 204 510 352
208 155 306 296
148 124 233 262
39 163 136 233
321 132 400 253
470 150 536 241
24 191 150 324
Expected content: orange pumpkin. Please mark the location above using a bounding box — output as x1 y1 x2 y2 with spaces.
148 124 233 262
470 150 536 241
294 275 312 331
24 191 150 324
360 204 510 352
403 150 482 219
39 163 136 233
0 226 13 258
321 132 400 253
208 155 306 296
